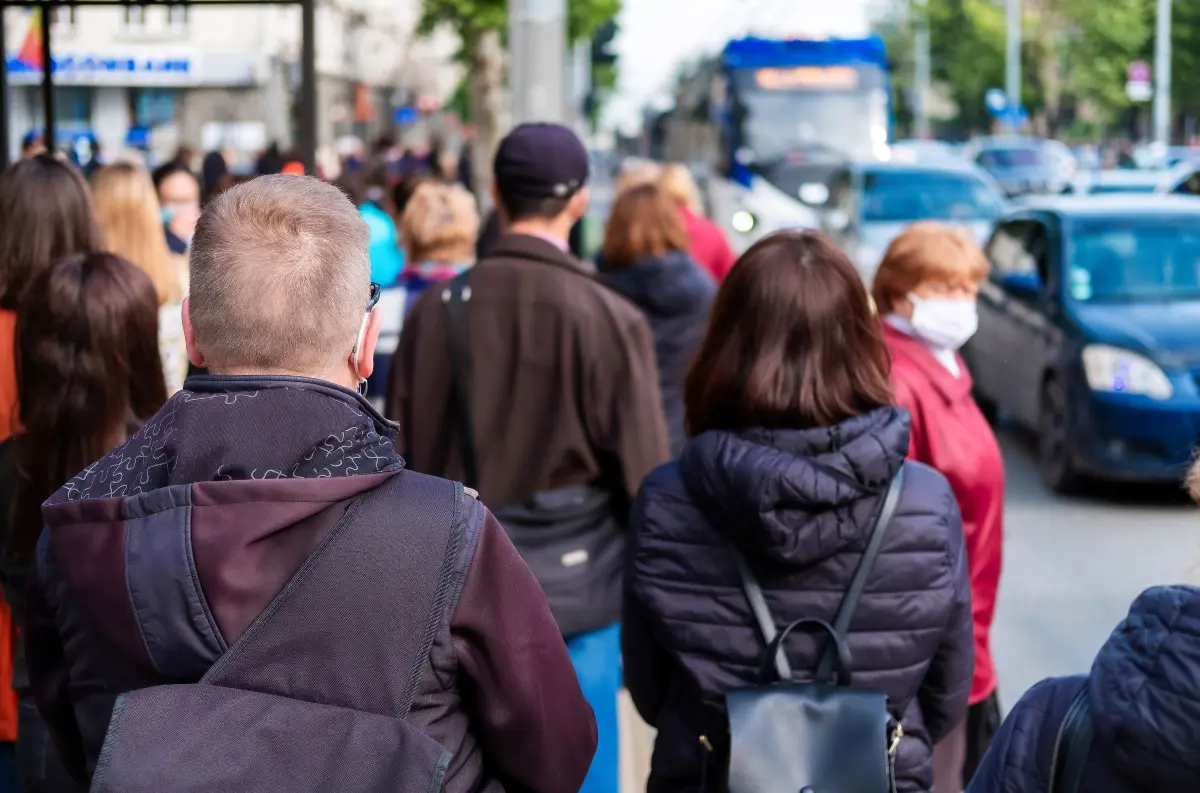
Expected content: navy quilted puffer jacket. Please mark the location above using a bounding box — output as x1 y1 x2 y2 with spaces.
623 406 974 793
967 586 1200 793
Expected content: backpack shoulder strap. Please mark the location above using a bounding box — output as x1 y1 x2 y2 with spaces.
1049 685 1094 793
203 470 466 719
441 271 479 489
816 464 906 681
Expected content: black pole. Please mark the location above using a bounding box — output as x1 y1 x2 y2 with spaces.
39 5 52 154
299 0 316 175
0 1 9 169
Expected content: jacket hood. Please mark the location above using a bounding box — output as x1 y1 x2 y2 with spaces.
601 251 715 317
41 375 404 681
678 406 909 566
1090 585 1200 789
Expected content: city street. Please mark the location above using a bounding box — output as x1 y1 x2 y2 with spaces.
620 423 1200 790
990 426 1199 706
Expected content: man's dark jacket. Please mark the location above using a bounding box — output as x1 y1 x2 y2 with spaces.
624 407 975 793
26 376 596 792
600 250 715 457
387 233 670 508
967 585 1200 793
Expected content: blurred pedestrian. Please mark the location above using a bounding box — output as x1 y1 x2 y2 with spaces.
91 162 190 395
24 175 596 791
392 123 669 793
599 182 715 456
151 163 201 256
256 141 285 175
623 230 974 793
872 222 1004 792
475 209 504 260
359 163 405 288
370 181 478 399
0 153 101 792
660 164 737 282
200 150 228 205
0 252 165 793
966 464 1200 793
19 133 44 161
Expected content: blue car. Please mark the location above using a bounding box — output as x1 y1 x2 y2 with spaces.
964 195 1200 492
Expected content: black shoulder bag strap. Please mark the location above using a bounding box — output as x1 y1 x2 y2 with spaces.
441 271 479 489
735 465 907 683
1050 686 1094 793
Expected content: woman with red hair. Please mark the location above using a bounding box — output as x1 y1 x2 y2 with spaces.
873 222 1005 792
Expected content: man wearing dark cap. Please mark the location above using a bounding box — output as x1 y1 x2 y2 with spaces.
389 123 669 793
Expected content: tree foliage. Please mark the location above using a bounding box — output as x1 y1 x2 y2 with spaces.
418 0 620 57
881 0 1200 139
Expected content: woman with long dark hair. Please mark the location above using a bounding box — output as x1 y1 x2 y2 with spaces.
0 154 99 787
0 253 166 791
622 231 974 793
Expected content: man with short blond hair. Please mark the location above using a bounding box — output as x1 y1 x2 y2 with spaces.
26 175 596 791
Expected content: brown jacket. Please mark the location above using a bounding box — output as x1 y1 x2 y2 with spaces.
387 233 670 508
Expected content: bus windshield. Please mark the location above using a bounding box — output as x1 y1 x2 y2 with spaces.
731 64 889 163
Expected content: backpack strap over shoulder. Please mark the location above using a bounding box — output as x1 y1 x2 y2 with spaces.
202 469 467 719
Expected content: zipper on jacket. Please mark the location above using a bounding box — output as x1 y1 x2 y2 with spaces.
698 734 714 792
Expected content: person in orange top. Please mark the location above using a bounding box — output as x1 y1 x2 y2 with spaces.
872 223 1004 793
0 154 101 787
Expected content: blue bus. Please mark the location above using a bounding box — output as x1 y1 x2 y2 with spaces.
663 35 894 249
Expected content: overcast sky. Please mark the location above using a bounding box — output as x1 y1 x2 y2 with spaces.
605 0 878 131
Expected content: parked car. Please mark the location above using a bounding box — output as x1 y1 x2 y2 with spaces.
963 195 1200 492
1068 169 1167 195
963 136 1072 197
822 159 1005 281
890 139 963 166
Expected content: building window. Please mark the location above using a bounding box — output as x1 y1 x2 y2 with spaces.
168 4 189 31
53 87 92 127
123 6 147 30
130 89 177 128
51 7 78 29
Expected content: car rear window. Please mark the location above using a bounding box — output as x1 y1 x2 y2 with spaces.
977 148 1043 168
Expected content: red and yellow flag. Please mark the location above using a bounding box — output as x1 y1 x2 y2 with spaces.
18 9 44 70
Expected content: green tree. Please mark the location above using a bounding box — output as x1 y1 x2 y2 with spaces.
418 0 620 198
1057 0 1153 131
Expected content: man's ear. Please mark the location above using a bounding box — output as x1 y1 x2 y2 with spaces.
182 298 207 368
568 186 590 222
351 308 384 381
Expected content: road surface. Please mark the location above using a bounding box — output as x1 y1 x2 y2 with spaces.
620 425 1200 790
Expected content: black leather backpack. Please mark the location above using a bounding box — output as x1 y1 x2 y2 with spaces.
726 466 906 793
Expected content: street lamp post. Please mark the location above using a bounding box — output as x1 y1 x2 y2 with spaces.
913 0 930 138
1005 0 1021 124
508 0 568 125
1154 0 1172 145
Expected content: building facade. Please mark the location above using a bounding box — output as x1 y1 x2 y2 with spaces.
3 1 460 166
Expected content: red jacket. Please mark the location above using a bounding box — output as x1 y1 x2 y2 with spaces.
680 207 737 282
884 322 1003 705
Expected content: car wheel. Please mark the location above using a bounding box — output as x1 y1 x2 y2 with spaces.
1038 379 1082 494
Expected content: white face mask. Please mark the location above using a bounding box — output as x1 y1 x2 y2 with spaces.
908 293 978 350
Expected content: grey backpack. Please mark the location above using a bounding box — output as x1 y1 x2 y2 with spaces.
90 470 465 793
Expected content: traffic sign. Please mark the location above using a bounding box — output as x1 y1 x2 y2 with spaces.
1127 60 1153 102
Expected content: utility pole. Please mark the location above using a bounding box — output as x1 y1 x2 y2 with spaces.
913 0 931 138
508 0 568 125
1005 0 1021 127
1154 0 1172 145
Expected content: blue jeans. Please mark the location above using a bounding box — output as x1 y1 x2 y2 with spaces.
566 623 622 793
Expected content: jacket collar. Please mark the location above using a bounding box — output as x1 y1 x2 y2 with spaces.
484 233 594 278
882 322 973 404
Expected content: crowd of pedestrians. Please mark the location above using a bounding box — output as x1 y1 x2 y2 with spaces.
0 120 1197 793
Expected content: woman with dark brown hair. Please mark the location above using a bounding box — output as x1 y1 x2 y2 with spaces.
0 253 165 792
622 231 974 793
599 183 714 455
0 154 100 787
